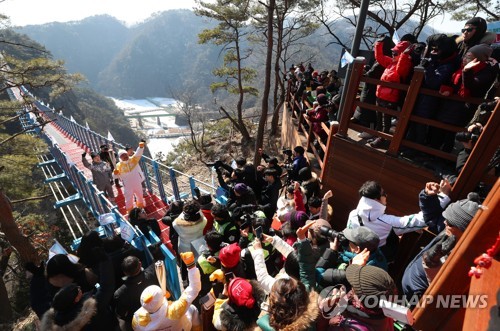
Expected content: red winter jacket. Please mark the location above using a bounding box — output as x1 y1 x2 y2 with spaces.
374 41 413 103
308 105 329 134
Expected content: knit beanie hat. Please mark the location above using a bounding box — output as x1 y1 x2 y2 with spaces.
183 201 202 222
90 151 99 159
285 210 309 229
219 243 241 268
442 193 480 232
52 283 80 311
228 277 255 308
140 285 166 313
468 44 493 62
346 264 396 299
118 149 128 157
465 17 487 36
234 183 248 195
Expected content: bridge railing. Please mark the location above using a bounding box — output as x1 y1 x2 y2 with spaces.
14 90 186 298
28 98 220 205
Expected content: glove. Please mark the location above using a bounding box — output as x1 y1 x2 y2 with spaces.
113 169 119 175
180 252 195 269
209 269 225 283
82 152 86 157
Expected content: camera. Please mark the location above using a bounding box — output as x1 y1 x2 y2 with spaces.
455 126 481 143
282 148 293 157
319 226 346 243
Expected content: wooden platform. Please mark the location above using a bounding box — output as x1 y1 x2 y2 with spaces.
322 133 438 230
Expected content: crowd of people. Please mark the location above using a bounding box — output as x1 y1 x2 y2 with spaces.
29 141 483 330
27 16 495 331
353 17 498 158
288 16 498 173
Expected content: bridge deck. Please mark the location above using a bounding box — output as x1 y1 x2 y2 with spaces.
43 120 171 242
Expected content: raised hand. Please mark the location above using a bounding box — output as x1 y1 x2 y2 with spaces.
352 248 370 266
296 220 316 241
180 252 195 269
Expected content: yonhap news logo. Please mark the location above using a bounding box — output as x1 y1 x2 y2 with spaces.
318 285 489 319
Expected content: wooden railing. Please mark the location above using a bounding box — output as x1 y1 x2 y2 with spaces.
337 58 494 159
286 57 499 195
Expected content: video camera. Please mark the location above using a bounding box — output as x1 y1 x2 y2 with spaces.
455 126 481 143
238 204 258 230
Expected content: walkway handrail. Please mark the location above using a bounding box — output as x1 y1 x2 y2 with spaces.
17 88 218 205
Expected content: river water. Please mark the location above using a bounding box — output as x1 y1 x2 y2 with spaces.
110 97 186 159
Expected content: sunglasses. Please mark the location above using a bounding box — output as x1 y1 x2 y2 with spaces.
391 51 399 56
381 191 388 197
461 27 475 33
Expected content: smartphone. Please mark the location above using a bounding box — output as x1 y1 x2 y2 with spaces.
199 291 216 310
255 226 263 241
225 272 235 282
240 220 250 230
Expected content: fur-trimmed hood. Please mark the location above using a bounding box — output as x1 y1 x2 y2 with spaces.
173 212 207 227
279 290 319 331
40 298 97 331
260 291 320 331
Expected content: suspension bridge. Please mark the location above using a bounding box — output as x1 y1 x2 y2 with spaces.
9 85 227 300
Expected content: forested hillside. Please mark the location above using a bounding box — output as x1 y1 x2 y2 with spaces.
18 9 343 102
0 28 139 145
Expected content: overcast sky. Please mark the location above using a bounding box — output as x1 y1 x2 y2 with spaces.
2 0 197 26
2 0 463 33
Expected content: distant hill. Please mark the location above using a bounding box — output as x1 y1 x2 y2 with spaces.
18 10 222 101
0 29 140 146
17 9 441 103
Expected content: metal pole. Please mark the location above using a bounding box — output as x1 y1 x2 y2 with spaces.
337 0 370 121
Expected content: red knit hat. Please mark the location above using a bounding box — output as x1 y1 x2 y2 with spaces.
219 243 241 268
228 277 255 308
